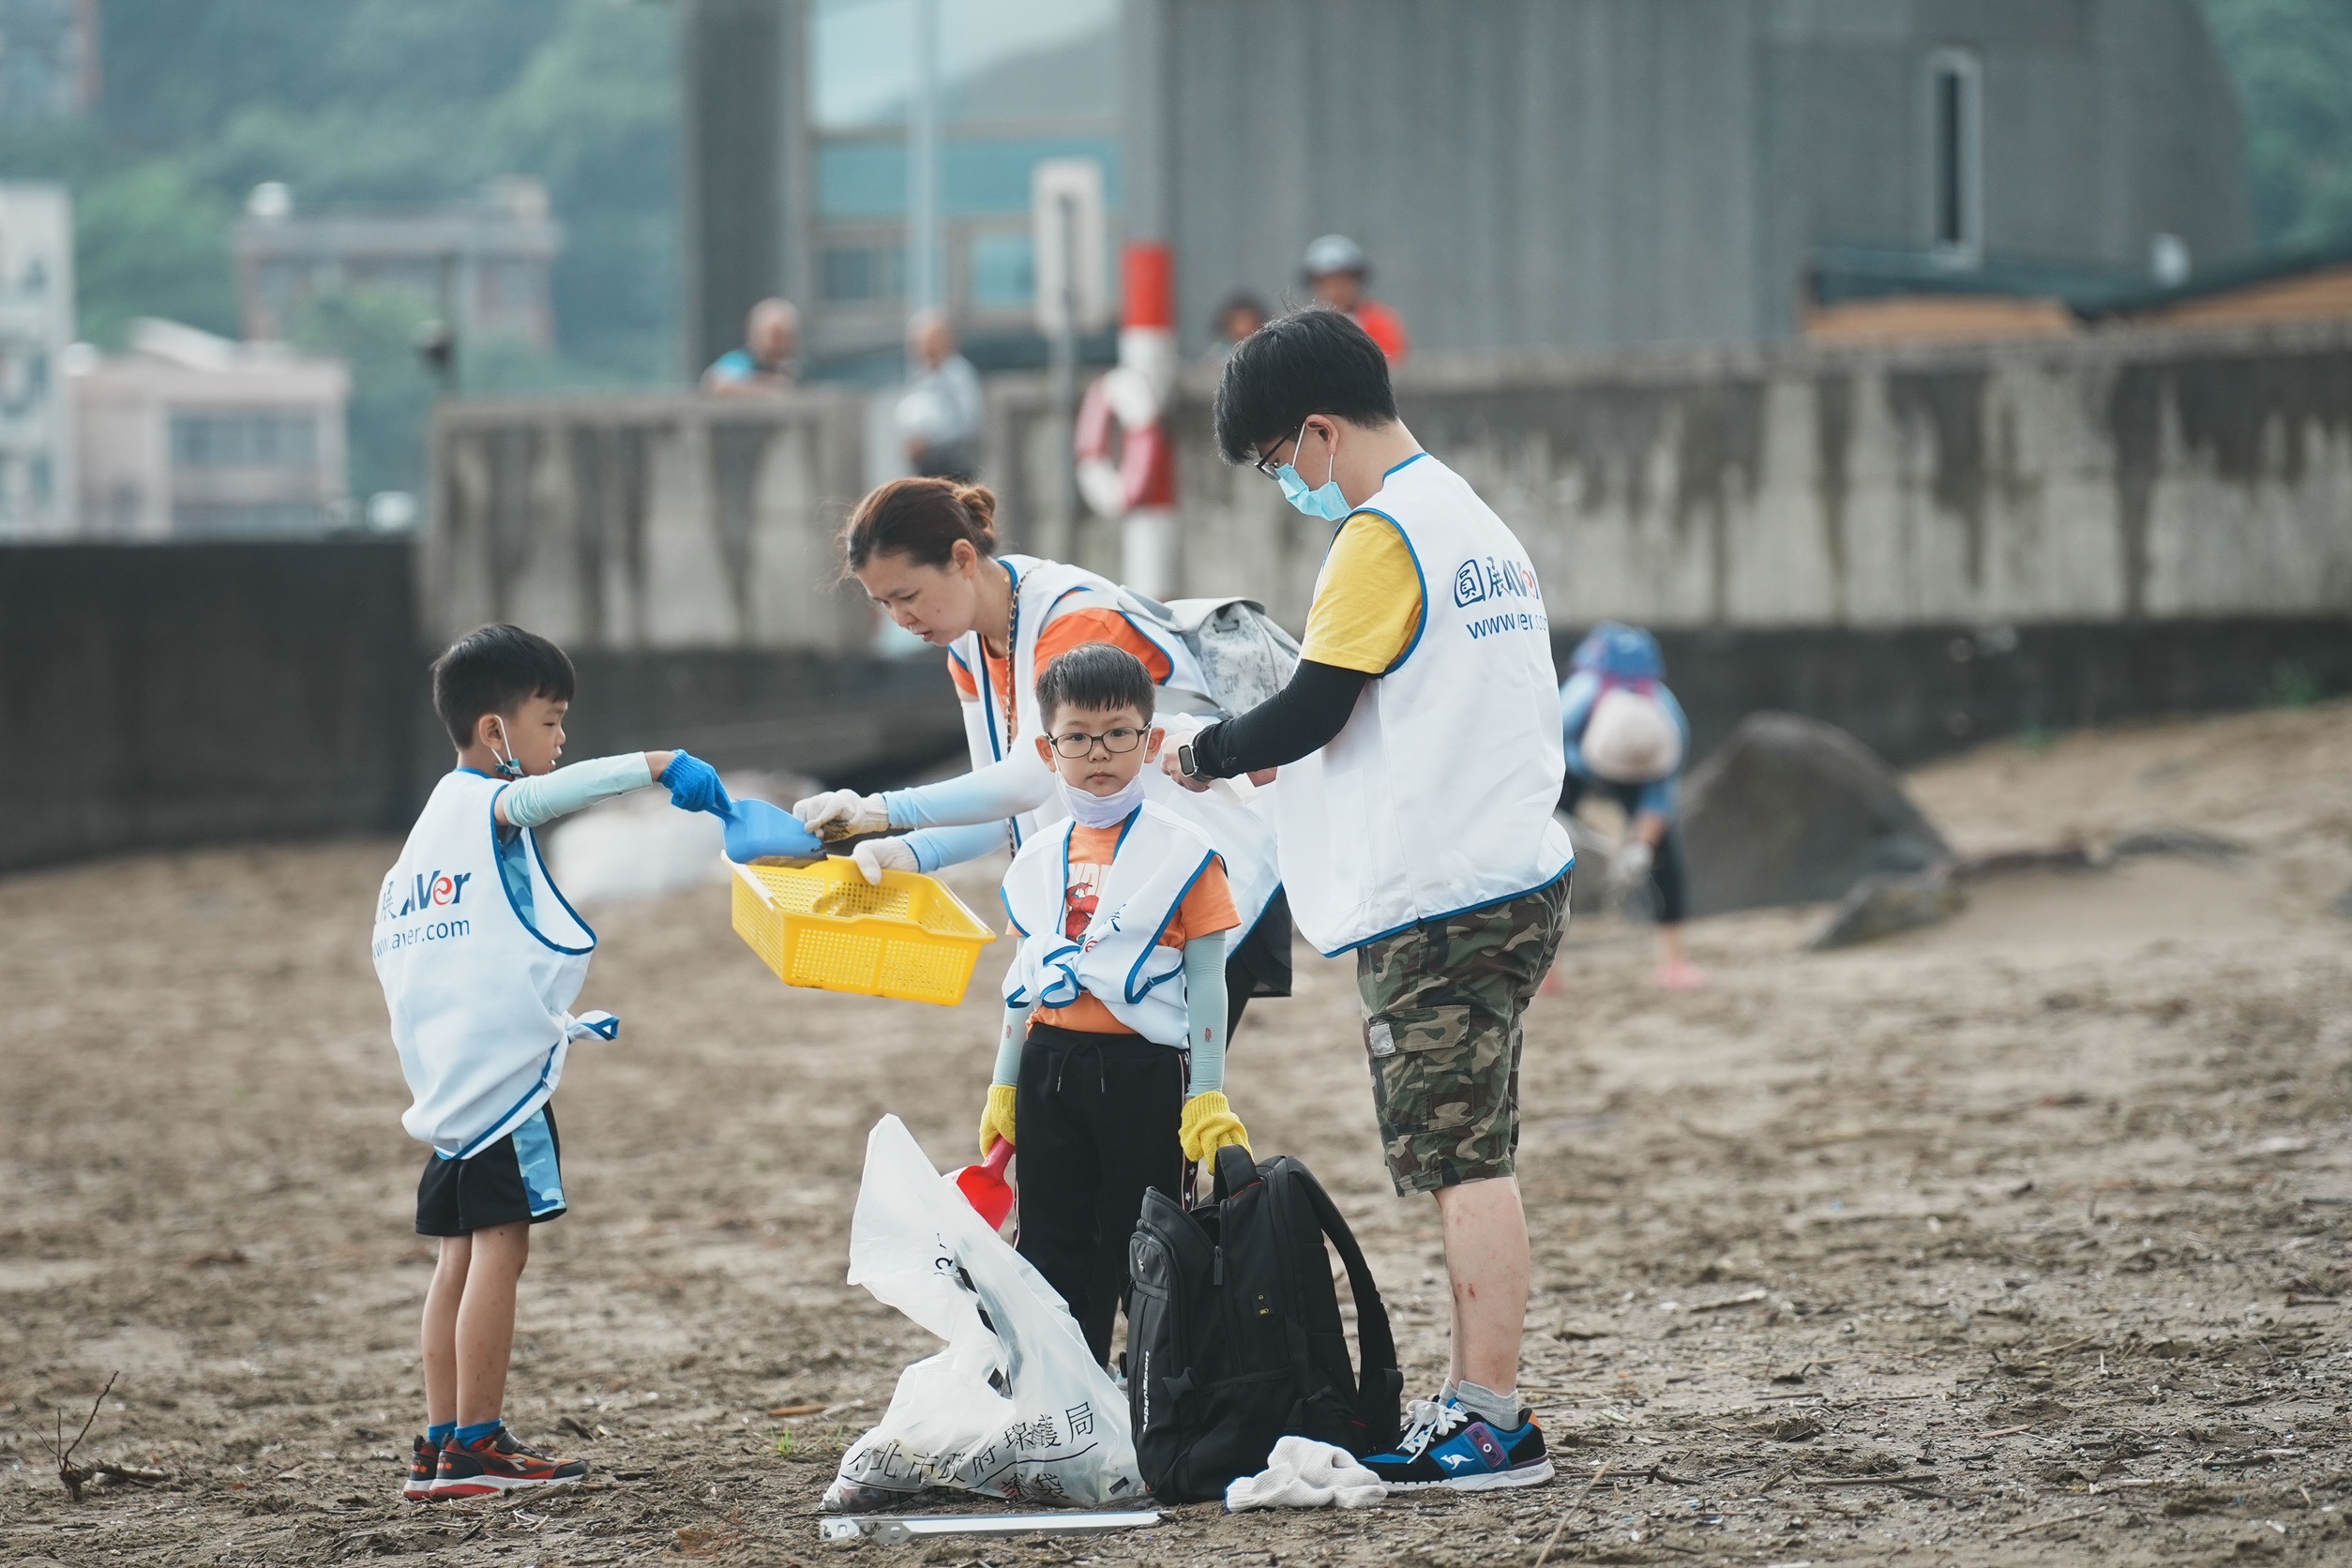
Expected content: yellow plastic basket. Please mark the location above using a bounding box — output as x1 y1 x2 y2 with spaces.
730 855 994 1007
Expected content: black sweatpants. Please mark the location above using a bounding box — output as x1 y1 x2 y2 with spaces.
1560 776 1689 925
1015 1022 1185 1366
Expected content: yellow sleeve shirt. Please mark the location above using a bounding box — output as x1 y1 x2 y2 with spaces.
1298 511 1425 674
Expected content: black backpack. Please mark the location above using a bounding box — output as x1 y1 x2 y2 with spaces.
1125 1146 1403 1502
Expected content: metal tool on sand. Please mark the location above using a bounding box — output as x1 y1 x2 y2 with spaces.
819 1510 1160 1546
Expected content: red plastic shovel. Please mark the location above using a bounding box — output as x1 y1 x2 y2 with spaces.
955 1139 1016 1229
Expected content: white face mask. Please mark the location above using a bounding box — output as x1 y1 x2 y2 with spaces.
1059 771 1148 829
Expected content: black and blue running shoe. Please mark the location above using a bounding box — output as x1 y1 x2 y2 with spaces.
1359 1397 1553 1492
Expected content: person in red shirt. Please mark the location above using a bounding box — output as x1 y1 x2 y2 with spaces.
1304 234 1409 362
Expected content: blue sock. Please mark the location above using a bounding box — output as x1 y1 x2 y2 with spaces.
453 1418 503 1448
427 1421 456 1447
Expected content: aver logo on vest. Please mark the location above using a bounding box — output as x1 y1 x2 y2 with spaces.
382 868 474 920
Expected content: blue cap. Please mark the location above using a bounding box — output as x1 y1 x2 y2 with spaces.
1570 621 1664 680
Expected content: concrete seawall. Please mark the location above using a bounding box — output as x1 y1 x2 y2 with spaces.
1061 321 2352 631
17 323 2342 871
429 324 2352 655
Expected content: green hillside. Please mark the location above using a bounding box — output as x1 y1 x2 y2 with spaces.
0 0 677 497
2202 0 2352 249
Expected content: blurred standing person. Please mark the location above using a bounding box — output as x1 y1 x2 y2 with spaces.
1559 623 1702 992
896 308 985 481
1202 289 1269 367
1303 234 1409 362
701 298 799 395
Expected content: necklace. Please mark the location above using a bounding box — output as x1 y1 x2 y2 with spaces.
989 561 1020 756
993 562 1021 852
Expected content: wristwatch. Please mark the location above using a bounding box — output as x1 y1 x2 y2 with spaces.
1177 741 1204 781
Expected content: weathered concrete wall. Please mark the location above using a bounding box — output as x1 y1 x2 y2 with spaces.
428 391 872 653
431 328 2352 656
0 541 427 872
985 322 2352 634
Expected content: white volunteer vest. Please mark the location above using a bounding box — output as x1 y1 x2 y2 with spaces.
950 554 1282 937
372 770 612 1158
1272 455 1574 954
1000 804 1220 1048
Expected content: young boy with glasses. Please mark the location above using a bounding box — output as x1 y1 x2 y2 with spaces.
977 642 1255 1366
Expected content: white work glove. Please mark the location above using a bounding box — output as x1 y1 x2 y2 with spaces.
792 789 891 841
1611 837 1654 891
850 836 919 885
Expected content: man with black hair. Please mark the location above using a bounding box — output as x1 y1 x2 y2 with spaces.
1166 308 1572 1492
373 624 731 1501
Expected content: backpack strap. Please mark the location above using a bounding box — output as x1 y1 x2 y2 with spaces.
1211 1143 1260 1202
1288 1163 1404 1440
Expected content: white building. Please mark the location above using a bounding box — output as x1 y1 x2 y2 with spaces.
71 319 350 539
0 181 74 537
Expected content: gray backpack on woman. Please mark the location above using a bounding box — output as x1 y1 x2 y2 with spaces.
1122 594 1302 716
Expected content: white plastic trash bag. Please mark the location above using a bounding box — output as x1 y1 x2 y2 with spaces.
822 1116 1145 1512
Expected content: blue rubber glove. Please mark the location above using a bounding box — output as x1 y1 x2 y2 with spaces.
722 797 823 863
660 749 731 816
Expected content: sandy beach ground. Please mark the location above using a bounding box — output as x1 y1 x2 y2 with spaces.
5 702 2350 1565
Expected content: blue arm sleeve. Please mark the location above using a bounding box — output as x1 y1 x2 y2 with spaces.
1559 671 1600 780
885 752 1055 831
1184 931 1229 1095
903 821 1010 873
993 999 1033 1087
497 753 655 829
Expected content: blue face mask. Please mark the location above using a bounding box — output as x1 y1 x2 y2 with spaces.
1274 420 1349 520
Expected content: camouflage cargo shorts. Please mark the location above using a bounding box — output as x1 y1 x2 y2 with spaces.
1356 872 1572 1196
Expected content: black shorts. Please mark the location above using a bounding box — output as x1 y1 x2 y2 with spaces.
415 1104 566 1238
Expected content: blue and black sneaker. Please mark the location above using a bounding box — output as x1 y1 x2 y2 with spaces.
1359 1397 1553 1492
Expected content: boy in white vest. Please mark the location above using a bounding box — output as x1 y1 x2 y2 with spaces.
1167 309 1572 1491
979 641 1256 1366
372 624 730 1500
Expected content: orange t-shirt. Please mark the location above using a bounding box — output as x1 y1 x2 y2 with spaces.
1351 298 1410 362
1037 826 1239 1034
947 604 1175 722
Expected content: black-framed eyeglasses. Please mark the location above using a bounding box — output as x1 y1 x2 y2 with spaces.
1048 726 1147 759
1251 433 1297 481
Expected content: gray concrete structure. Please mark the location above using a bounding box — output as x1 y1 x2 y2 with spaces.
1006 322 2352 633
430 323 2352 649
0 539 424 872
681 0 2254 370
1145 0 2253 355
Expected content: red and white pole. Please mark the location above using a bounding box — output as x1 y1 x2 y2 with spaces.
1118 241 1177 598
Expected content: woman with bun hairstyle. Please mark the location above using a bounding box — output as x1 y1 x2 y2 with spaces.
791 477 1291 1037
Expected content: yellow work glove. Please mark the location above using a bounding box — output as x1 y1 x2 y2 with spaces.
978 1083 1018 1159
1179 1091 1252 1162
